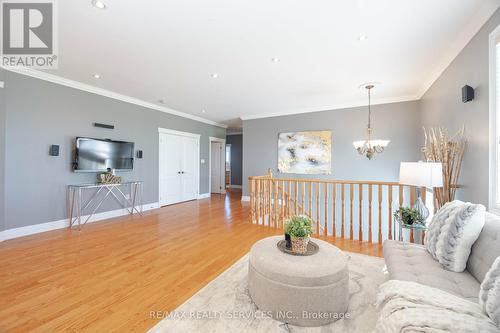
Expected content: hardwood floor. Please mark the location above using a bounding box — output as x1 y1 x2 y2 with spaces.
0 190 382 332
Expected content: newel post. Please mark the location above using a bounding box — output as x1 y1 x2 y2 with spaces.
267 168 273 178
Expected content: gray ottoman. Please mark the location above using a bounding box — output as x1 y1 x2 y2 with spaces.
248 236 349 327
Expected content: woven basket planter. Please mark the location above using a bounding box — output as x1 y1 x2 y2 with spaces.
291 236 309 254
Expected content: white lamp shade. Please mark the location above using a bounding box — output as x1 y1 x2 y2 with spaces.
399 162 443 187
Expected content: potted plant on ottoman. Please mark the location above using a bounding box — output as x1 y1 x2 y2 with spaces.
285 215 313 254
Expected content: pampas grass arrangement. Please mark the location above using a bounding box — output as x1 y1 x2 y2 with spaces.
422 126 467 209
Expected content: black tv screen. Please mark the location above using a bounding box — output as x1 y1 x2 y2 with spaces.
74 137 134 172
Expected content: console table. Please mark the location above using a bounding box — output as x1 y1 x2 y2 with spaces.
68 181 144 229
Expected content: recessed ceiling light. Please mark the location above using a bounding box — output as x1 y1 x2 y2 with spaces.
93 74 100 79
357 35 368 41
271 57 280 62
202 109 206 113
211 73 219 79
91 0 107 9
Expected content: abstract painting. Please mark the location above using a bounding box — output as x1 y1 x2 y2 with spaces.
278 130 331 174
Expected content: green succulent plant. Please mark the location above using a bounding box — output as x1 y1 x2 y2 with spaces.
394 207 425 226
284 215 313 238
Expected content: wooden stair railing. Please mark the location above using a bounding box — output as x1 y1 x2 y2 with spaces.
248 170 428 244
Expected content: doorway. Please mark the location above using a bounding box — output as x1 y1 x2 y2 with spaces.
225 144 231 189
158 128 200 206
210 137 226 195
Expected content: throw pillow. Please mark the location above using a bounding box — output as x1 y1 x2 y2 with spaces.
435 202 485 272
425 200 463 260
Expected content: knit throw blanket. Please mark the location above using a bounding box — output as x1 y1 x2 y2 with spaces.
375 280 499 333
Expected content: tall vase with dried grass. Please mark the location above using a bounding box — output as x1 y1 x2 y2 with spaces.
422 126 467 209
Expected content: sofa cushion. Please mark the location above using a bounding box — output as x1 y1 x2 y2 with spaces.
467 212 500 283
383 240 480 302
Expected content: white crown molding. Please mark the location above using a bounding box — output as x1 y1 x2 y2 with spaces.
239 95 419 121
1 66 228 129
158 127 201 138
416 0 500 98
0 202 159 242
226 132 242 135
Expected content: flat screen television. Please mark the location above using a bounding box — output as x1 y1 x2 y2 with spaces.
74 137 134 172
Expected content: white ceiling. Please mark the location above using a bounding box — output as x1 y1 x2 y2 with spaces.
37 0 500 128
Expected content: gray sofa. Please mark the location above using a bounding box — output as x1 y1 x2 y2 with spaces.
384 211 500 302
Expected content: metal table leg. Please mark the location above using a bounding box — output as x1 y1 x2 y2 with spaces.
68 187 75 227
78 187 82 230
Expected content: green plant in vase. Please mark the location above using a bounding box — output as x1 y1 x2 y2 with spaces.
284 215 313 254
393 207 425 226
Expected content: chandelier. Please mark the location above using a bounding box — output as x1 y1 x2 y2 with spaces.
352 84 390 160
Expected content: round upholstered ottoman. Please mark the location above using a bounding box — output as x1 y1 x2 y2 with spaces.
248 236 348 327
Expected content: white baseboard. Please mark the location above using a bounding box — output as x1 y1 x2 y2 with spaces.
198 193 211 199
230 185 242 189
241 196 250 202
0 202 159 242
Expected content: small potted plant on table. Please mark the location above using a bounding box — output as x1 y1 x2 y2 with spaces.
393 207 425 226
284 215 313 254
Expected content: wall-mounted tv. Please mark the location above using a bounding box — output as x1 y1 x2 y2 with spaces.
74 137 134 172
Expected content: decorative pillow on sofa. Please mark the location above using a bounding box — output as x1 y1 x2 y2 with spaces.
480 256 500 326
424 200 485 272
435 202 485 272
425 200 463 260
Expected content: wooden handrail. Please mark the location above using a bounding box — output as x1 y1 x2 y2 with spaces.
248 176 400 186
249 173 429 245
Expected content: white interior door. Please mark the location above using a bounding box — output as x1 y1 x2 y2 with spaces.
159 129 200 206
211 141 224 194
159 133 183 205
181 136 199 201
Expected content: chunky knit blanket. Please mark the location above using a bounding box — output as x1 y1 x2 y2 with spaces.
375 280 499 333
480 256 500 326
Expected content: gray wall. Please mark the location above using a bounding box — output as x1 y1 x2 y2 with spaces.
226 134 242 186
242 101 421 195
3 71 225 230
0 69 5 231
420 8 500 206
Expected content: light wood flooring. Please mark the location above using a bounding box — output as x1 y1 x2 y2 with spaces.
0 190 382 332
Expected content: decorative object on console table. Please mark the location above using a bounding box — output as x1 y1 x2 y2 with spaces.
399 161 443 221
422 126 466 209
284 215 313 254
99 171 122 184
